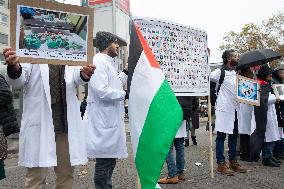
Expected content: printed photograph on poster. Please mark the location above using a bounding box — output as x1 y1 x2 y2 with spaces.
10 0 94 66
134 17 209 96
236 75 260 106
272 84 284 100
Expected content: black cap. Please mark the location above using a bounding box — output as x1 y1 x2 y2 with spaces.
95 31 117 52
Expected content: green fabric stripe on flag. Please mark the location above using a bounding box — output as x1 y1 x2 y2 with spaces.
135 80 183 189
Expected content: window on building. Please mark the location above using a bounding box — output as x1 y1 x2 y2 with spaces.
0 33 8 44
0 0 5 8
0 14 8 25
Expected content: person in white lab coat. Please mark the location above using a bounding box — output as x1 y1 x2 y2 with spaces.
238 67 255 162
256 66 281 167
272 67 284 160
85 31 128 189
3 48 95 189
238 103 253 161
211 50 247 176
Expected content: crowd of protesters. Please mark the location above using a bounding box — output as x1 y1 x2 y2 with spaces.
1 31 283 189
211 50 284 177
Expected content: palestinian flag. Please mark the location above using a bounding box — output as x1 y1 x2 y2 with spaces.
127 21 183 189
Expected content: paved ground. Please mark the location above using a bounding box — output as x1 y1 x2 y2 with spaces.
0 120 283 189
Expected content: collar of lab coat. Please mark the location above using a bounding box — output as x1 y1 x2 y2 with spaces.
102 53 115 65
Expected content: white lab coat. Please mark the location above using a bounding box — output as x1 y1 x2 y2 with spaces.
211 68 239 134
250 93 281 142
238 104 254 135
5 64 88 167
175 120 187 138
264 93 280 142
85 53 128 158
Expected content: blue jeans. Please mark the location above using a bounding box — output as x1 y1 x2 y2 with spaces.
94 158 116 189
166 138 185 178
215 115 238 164
262 142 275 159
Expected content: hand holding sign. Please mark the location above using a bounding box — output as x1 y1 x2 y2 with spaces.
80 64 96 80
3 48 21 72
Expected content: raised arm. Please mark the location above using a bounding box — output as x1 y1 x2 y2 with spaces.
3 48 32 88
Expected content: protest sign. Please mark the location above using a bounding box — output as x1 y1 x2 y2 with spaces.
273 84 284 101
236 75 260 106
134 18 209 96
10 0 94 66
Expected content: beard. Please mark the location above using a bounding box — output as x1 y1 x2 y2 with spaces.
108 49 118 58
232 60 238 67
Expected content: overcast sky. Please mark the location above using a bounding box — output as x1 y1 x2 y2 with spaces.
59 0 284 63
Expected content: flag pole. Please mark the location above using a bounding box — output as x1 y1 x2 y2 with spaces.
208 96 214 178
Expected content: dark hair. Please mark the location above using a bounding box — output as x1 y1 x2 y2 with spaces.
239 67 254 78
257 65 272 81
272 66 284 84
222 49 235 65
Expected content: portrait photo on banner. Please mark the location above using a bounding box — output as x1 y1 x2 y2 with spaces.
10 0 94 66
272 84 284 101
236 75 260 106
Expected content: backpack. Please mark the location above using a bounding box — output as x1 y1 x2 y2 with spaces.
210 68 225 106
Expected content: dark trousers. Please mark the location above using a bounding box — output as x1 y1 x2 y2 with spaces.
262 142 275 159
94 158 117 189
240 134 250 160
273 140 283 157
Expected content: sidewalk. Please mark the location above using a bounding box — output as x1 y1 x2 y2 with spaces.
1 120 283 189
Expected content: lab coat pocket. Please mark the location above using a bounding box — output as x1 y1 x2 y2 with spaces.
100 104 118 129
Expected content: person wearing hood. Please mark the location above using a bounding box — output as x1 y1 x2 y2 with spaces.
272 66 284 160
84 31 128 189
257 66 281 167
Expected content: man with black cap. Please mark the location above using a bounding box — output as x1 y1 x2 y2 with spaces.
85 31 128 189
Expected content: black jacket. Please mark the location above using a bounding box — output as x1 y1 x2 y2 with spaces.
0 74 19 136
250 83 270 160
176 96 199 129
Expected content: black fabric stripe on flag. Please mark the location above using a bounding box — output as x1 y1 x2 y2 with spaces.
127 20 143 94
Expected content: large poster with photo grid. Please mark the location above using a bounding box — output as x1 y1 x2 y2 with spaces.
134 18 209 96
